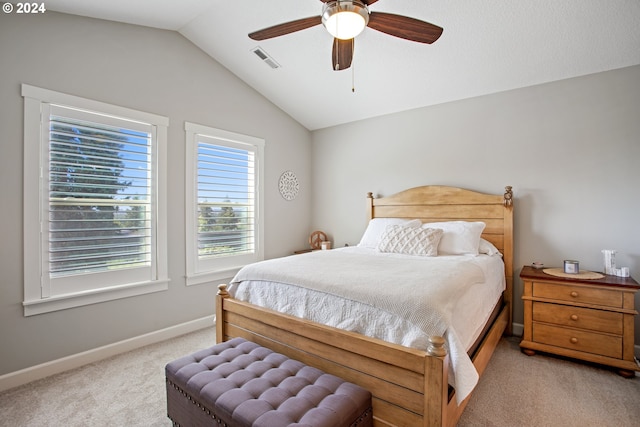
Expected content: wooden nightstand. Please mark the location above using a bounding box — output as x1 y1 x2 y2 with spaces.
520 266 640 377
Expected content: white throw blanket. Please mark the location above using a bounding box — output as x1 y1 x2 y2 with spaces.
230 249 488 403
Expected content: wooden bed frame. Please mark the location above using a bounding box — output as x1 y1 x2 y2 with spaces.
216 185 514 427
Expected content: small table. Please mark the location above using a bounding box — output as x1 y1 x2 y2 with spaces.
520 265 640 377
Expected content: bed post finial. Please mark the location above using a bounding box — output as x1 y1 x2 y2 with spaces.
217 284 230 298
367 192 373 199
503 186 513 207
427 336 447 357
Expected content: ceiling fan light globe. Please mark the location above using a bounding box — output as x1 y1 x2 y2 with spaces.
322 1 369 40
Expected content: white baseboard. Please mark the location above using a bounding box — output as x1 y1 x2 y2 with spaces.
511 322 524 337
0 315 215 393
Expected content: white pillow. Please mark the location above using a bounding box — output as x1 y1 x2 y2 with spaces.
357 218 421 249
421 221 486 255
378 225 443 257
479 238 501 256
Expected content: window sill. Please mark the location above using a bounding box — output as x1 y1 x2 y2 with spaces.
23 279 170 316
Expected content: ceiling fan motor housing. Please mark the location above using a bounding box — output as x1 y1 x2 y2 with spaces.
322 1 370 40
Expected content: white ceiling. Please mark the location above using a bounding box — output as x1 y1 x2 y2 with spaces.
45 0 640 130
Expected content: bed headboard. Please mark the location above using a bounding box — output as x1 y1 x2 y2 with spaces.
366 185 514 334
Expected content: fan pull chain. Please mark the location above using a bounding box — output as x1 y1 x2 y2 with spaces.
351 38 356 92
352 63 355 92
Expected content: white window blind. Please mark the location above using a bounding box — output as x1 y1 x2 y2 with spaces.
197 143 255 258
185 122 264 284
48 105 153 279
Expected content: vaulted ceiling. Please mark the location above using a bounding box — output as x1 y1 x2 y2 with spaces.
45 0 640 130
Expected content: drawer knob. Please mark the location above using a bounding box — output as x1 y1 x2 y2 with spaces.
570 314 579 321
570 291 579 298
570 337 578 344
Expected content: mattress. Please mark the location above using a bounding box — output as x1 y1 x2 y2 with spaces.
228 246 506 403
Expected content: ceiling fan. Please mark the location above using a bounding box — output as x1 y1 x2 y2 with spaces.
248 0 443 71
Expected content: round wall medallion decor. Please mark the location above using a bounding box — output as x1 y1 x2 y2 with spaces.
278 171 299 201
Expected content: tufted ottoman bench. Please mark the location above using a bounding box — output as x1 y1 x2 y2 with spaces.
165 337 373 427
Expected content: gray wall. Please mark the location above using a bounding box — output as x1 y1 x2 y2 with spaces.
0 12 312 375
310 65 640 346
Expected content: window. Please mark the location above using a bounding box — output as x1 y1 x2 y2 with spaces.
185 122 264 285
22 84 168 315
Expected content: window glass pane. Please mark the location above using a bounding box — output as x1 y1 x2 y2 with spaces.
48 110 152 277
197 142 255 259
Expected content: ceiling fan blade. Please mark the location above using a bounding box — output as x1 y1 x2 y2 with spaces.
249 16 321 40
368 12 443 44
332 38 354 71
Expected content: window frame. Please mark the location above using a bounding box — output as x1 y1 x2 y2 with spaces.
184 122 265 286
22 84 169 316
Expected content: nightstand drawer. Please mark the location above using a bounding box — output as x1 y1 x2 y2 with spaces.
533 282 622 308
533 302 623 335
533 323 622 359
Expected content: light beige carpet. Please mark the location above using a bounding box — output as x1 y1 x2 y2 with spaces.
0 327 216 427
1 329 638 426
458 337 640 427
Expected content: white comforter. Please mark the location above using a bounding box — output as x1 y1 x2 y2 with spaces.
229 247 505 403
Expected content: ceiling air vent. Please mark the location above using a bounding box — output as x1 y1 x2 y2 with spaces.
251 47 281 69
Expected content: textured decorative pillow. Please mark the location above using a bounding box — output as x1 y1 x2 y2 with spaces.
422 221 486 255
357 218 422 249
377 225 444 257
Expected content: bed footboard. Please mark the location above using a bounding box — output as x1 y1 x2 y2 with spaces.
217 285 456 427
216 284 508 427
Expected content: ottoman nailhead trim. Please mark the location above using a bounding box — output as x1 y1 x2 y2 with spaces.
166 379 228 427
353 408 373 426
